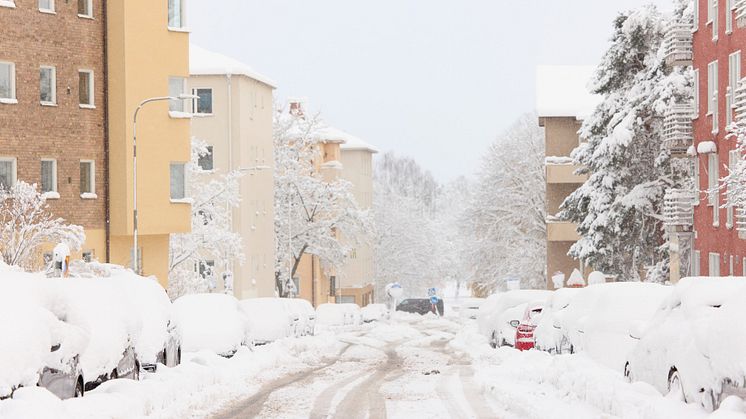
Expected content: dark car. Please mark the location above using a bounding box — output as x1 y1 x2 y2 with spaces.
396 298 444 316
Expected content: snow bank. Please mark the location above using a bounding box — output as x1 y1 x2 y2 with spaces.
172 294 249 356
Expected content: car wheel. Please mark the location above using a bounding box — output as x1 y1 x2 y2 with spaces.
623 362 632 382
133 361 140 381
667 369 686 402
489 331 497 349
176 346 182 366
74 378 84 398
110 368 119 380
702 388 718 412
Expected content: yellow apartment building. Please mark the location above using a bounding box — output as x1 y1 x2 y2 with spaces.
188 45 277 299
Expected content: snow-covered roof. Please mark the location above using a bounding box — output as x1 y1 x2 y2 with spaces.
536 65 601 119
190 44 277 88
315 126 379 153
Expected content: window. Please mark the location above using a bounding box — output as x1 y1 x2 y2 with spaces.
0 62 16 102
79 70 94 107
0 158 16 190
708 60 719 133
192 88 212 115
709 153 720 226
79 160 95 196
39 0 53 12
40 66 56 105
339 296 355 304
729 150 739 227
709 252 721 276
728 51 741 127
198 145 213 171
711 0 719 40
198 260 215 280
727 0 733 34
168 77 186 112
170 163 186 199
694 251 702 276
168 0 184 28
41 159 57 193
77 0 92 17
694 155 701 205
82 251 93 263
694 0 700 31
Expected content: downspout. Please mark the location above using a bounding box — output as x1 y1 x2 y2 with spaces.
226 73 234 287
102 0 111 262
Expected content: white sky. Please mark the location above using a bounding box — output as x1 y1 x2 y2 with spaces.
189 0 672 181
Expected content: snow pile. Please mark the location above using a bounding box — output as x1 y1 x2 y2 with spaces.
172 293 249 356
587 271 606 285
567 268 586 287
536 65 601 119
697 141 718 154
239 298 293 343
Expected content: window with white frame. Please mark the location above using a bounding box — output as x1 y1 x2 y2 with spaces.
41 159 57 193
168 0 185 28
694 250 702 276
709 252 721 276
728 51 741 127
694 69 700 118
708 60 719 133
694 156 701 205
198 145 213 171
727 0 734 33
192 88 212 115
79 70 94 107
729 150 738 227
711 0 719 40
39 0 53 12
709 153 720 226
77 0 92 17
170 163 186 199
694 0 700 31
168 77 186 112
40 66 56 105
0 62 16 102
0 158 16 190
79 160 95 195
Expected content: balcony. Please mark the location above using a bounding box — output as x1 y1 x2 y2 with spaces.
662 104 694 154
664 23 693 67
734 77 746 123
737 0 746 28
546 163 588 184
547 220 580 242
663 188 696 228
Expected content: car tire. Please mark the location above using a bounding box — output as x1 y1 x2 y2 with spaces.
667 369 686 402
623 362 632 382
133 361 140 381
74 378 84 398
175 346 182 366
489 331 498 349
110 368 119 380
703 388 718 412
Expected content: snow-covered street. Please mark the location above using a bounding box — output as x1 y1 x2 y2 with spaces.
8 311 746 419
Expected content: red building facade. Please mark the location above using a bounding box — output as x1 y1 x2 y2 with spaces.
692 0 746 276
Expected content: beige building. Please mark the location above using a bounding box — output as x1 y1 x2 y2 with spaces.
536 65 599 289
188 45 277 299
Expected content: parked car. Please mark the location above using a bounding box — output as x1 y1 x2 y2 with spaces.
239 298 296 345
534 288 582 353
478 290 552 348
625 278 746 411
172 293 251 357
283 298 316 336
316 303 362 328
514 302 544 351
456 298 485 320
491 303 527 348
361 303 388 322
396 298 444 316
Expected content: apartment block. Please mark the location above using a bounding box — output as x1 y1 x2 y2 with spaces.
188 45 277 299
536 65 599 288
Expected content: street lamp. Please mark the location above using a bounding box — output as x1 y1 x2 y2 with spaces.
132 94 198 274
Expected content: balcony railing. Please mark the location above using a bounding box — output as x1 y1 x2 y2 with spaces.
664 188 696 227
733 77 746 124
662 104 694 154
737 0 746 28
664 23 693 67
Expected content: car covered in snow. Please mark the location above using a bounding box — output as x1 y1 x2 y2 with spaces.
456 298 485 320
239 298 297 345
172 293 252 357
316 303 362 329
625 277 746 411
361 303 388 322
514 302 544 351
533 287 582 353
283 298 316 336
477 290 551 348
396 298 444 316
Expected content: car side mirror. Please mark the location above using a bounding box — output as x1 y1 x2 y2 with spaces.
509 320 520 328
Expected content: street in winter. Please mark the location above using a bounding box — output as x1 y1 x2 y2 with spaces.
4 0 746 418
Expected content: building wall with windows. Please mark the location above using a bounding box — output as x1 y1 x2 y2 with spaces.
0 0 107 267
188 45 277 299
107 0 192 286
691 0 746 276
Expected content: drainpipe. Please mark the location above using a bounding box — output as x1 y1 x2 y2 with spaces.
226 74 234 289
102 0 111 262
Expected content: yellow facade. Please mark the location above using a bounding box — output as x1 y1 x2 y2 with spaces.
106 0 191 287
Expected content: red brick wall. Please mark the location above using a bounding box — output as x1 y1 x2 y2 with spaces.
0 0 106 230
692 0 746 276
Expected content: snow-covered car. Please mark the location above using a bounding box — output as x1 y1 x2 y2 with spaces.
339 303 363 325
283 298 316 336
626 278 746 410
514 302 544 351
239 298 296 345
361 303 388 322
316 303 362 329
549 284 607 354
534 287 582 353
456 298 485 320
580 282 671 370
478 290 552 348
172 293 251 357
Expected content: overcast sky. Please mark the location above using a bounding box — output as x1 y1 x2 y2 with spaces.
189 0 671 181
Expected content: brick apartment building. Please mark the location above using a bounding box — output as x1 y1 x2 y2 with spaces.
0 0 108 265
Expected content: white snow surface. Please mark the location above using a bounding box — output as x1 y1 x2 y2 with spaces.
536 65 601 119
189 44 277 88
698 141 718 154
315 126 379 153
172 293 250 356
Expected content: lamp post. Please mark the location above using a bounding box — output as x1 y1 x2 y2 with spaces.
132 94 198 274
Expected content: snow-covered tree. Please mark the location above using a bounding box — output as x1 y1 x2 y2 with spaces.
274 105 373 297
560 5 692 282
0 181 85 271
168 138 244 299
461 113 546 294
